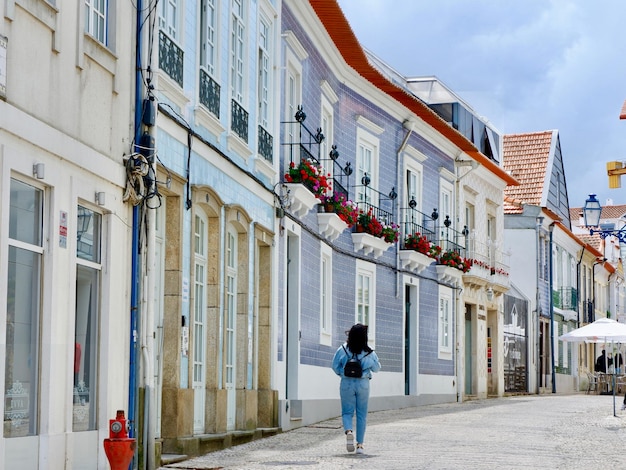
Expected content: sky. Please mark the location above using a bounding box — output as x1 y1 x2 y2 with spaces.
336 0 626 210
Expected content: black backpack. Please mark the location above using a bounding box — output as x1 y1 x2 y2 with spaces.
342 345 371 378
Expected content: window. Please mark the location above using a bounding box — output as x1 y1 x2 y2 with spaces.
225 231 237 390
356 128 379 205
320 96 334 182
193 214 207 433
406 167 421 211
355 260 376 342
200 0 218 76
439 292 452 356
320 244 332 344
74 206 102 431
257 15 271 129
5 178 43 437
230 0 245 104
159 0 179 40
439 178 453 246
85 0 107 44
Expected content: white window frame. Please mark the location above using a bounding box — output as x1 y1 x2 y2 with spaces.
200 0 218 77
438 287 452 358
230 0 246 104
320 243 332 345
85 0 108 44
439 177 454 246
284 48 302 166
5 178 45 437
355 259 376 345
356 127 379 206
159 0 179 41
320 95 334 183
74 205 102 431
257 13 272 129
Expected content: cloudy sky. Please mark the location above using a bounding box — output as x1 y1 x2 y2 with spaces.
336 0 626 210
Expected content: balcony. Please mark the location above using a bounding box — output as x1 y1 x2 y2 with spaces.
399 249 433 273
317 212 348 242
464 235 510 293
283 183 318 218
199 69 220 118
351 232 392 258
258 125 273 163
553 287 578 311
231 100 249 143
158 31 183 87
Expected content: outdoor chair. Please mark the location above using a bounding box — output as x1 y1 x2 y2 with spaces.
586 372 599 394
616 375 626 394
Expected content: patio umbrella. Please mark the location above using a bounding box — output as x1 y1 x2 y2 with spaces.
559 318 626 416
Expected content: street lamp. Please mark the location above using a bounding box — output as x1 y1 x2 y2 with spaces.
583 193 626 242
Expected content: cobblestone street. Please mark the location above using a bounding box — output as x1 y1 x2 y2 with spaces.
159 393 626 469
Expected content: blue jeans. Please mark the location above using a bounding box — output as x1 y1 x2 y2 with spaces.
340 377 370 444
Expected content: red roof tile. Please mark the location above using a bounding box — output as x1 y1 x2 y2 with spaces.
502 131 554 211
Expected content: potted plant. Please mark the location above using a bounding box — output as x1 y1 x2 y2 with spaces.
404 233 441 258
284 158 331 198
356 208 383 238
437 249 471 273
381 222 400 243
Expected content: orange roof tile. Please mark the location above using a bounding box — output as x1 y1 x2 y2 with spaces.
309 0 518 186
621 99 626 120
569 204 626 222
502 131 554 208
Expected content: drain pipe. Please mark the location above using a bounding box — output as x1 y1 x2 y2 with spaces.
395 120 414 298
549 223 556 393
535 216 544 394
128 0 144 446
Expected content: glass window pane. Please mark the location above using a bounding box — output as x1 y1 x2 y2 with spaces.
73 265 99 431
77 206 101 262
4 246 40 437
9 179 42 246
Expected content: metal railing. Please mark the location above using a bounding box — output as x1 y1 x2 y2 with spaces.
199 68 220 118
159 30 183 87
258 125 273 162
400 206 437 249
231 100 249 142
553 287 578 310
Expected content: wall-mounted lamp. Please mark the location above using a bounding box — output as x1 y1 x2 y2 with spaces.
33 163 45 179
487 287 494 302
96 192 106 206
455 159 479 170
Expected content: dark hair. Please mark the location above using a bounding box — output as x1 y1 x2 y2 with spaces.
346 323 372 355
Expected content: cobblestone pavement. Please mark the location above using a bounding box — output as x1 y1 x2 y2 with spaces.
158 393 626 470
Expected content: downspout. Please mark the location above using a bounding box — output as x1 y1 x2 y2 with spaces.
535 216 544 394
576 247 585 327
395 120 413 298
129 0 144 444
549 223 556 393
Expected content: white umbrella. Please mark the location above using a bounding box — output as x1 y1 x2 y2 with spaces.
559 318 626 343
559 318 626 416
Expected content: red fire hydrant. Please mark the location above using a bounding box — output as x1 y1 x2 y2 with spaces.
103 410 136 470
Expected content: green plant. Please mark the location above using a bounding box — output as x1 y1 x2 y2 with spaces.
284 159 331 197
356 208 384 238
438 249 471 272
320 194 360 227
381 222 400 243
404 233 440 258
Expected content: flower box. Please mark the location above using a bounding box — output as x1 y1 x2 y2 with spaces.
317 212 349 242
351 232 392 258
399 250 433 274
284 183 319 217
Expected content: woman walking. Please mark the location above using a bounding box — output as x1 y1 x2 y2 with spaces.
332 323 381 454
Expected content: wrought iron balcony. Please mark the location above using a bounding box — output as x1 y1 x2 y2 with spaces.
231 100 248 142
199 69 220 118
258 125 273 162
553 287 578 310
159 30 183 87
583 300 594 323
399 205 437 249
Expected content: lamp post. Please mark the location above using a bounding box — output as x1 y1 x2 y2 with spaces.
583 193 626 243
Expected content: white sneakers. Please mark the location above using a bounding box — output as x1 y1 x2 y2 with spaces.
356 444 364 454
346 430 355 452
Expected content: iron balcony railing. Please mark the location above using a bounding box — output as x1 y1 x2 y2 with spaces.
281 106 351 201
465 235 510 275
258 125 273 163
552 287 578 310
400 206 437 249
231 100 248 142
158 30 183 87
199 68 220 118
